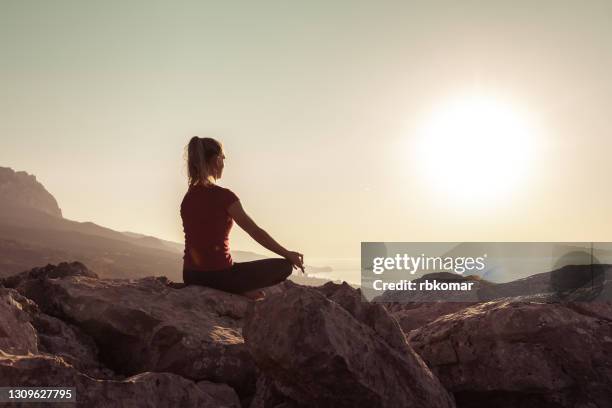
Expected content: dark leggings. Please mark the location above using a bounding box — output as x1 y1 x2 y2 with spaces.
183 258 293 294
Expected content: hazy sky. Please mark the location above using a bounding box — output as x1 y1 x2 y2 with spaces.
2 1 612 260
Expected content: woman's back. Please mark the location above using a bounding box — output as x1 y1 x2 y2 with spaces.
180 136 303 299
180 183 239 271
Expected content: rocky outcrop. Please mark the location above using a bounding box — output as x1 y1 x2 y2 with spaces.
1 261 99 288
313 281 412 353
4 260 612 408
0 167 62 218
1 262 458 408
408 300 612 408
385 302 476 334
5 262 256 401
0 262 250 406
243 281 456 408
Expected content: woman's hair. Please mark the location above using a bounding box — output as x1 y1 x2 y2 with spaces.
185 136 223 187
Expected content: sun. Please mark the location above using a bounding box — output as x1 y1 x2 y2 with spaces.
413 93 537 207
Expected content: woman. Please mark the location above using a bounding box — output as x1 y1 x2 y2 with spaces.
181 136 305 300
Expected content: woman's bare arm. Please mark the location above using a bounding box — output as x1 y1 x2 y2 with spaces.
227 200 290 258
228 200 304 272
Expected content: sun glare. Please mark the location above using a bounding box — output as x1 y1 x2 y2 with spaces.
414 93 537 206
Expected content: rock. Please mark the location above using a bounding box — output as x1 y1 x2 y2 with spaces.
1 261 98 288
374 267 612 334
477 265 612 302
1 279 117 380
0 288 39 355
196 380 242 408
0 352 240 408
32 313 116 379
11 263 257 398
243 284 456 408
312 281 410 353
10 259 611 407
270 280 412 354
409 300 612 408
248 373 300 408
565 301 612 321
385 302 475 333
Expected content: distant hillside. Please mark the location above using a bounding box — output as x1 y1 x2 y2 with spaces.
120 231 183 254
0 167 184 279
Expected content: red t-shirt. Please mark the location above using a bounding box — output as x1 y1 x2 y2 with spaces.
180 184 240 271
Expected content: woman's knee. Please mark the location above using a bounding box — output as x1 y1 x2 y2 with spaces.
268 258 293 279
275 258 293 278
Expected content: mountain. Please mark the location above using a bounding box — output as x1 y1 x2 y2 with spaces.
0 167 182 279
0 167 62 218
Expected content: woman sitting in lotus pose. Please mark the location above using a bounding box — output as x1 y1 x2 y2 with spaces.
180 136 304 300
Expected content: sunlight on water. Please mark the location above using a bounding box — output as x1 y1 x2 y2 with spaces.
306 258 361 286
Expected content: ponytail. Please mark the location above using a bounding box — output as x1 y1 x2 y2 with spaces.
185 136 222 187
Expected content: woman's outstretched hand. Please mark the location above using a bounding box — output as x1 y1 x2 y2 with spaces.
285 251 305 274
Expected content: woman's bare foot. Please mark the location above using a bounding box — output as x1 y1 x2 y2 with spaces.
241 289 266 301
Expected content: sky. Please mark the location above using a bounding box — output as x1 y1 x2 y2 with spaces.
2 0 612 261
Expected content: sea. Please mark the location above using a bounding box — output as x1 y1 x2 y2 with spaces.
305 258 361 286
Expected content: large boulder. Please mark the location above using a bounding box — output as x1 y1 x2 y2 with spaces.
243 282 456 408
313 281 411 353
9 262 256 399
0 353 240 408
409 300 612 408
